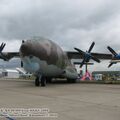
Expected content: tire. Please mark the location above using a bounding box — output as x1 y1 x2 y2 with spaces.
35 77 40 86
41 76 46 87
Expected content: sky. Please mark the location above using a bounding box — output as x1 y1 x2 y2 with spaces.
0 0 120 71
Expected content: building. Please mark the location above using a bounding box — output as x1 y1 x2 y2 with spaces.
92 71 120 80
2 69 20 78
0 68 32 79
93 74 103 80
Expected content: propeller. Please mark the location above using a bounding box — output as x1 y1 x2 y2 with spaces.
107 46 119 68
74 42 100 68
0 43 7 60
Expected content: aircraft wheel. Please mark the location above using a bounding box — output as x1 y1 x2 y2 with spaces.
41 76 46 87
35 77 40 86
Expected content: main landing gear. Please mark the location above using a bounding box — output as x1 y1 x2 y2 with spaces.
35 76 46 87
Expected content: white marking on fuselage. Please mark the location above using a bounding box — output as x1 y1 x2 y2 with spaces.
22 56 40 74
22 56 63 77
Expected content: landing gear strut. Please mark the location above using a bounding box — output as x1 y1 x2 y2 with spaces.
35 76 46 87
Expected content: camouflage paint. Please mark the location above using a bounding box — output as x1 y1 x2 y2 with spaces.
20 37 67 69
19 37 78 79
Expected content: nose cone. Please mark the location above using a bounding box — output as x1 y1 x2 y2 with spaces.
19 40 47 59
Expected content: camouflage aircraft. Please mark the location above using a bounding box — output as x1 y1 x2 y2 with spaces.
0 37 112 87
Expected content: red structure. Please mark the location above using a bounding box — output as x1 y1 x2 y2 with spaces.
81 70 92 81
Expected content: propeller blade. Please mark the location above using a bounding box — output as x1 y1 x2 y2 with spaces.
108 63 114 68
107 46 117 56
80 58 86 68
88 42 95 53
91 56 101 63
74 48 85 55
0 43 6 52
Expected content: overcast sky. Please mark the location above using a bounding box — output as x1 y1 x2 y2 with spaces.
0 0 120 71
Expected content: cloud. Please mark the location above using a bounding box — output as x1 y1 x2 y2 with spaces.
0 0 120 70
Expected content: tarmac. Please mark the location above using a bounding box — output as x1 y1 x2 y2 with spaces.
0 79 120 120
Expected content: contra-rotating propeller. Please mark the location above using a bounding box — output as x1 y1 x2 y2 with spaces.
74 42 100 68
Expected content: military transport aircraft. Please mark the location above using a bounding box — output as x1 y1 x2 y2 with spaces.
0 37 112 87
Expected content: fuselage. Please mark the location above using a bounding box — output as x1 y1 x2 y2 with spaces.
19 37 78 79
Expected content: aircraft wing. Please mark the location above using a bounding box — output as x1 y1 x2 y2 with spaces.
0 52 19 61
66 51 112 60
